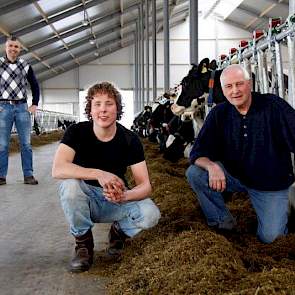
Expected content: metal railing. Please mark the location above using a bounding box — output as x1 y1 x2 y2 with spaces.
12 109 79 134
217 14 295 108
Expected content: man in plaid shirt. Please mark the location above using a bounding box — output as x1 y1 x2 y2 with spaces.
0 37 39 185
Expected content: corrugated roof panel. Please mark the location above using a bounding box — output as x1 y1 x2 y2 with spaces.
20 26 55 46
0 4 40 33
38 0 80 14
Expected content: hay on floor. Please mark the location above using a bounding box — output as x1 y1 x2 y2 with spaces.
23 131 295 294
9 130 63 153
92 138 295 294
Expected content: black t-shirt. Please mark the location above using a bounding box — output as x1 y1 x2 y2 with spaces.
61 121 145 187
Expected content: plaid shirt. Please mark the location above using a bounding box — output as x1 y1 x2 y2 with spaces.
0 56 39 105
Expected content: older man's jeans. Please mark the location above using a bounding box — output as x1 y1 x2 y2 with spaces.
0 102 33 177
59 179 161 238
186 164 289 244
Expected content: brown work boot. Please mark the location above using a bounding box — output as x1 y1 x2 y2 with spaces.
107 221 129 259
24 176 38 185
69 230 94 273
0 177 6 185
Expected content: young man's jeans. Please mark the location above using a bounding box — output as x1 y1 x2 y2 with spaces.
186 163 289 244
0 102 33 177
59 179 161 238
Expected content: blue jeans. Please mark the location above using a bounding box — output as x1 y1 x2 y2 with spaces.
59 179 161 237
0 102 33 177
186 164 289 243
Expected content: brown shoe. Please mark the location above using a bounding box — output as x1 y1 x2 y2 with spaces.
24 176 38 185
0 177 6 185
69 230 94 273
106 221 129 259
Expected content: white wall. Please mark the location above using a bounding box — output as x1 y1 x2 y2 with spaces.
40 16 251 118
40 68 79 115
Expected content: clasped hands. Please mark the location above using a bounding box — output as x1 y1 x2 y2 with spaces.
100 172 127 203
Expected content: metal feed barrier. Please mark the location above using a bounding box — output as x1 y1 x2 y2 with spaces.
12 109 79 134
217 14 295 109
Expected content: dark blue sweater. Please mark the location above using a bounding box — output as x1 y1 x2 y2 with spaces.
190 92 295 190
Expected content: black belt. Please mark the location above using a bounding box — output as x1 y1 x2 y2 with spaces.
0 99 27 105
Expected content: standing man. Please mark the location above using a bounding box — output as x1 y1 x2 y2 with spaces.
0 36 39 185
186 64 295 244
52 81 160 273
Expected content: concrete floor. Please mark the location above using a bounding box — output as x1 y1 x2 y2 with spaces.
0 143 108 295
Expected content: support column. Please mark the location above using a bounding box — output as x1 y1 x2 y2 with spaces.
145 0 150 104
134 23 139 113
152 0 157 101
163 0 170 92
140 2 145 108
189 0 198 65
137 8 142 110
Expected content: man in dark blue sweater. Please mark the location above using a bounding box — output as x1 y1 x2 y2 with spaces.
186 64 295 243
0 37 39 185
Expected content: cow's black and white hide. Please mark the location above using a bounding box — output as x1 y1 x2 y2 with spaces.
163 115 195 162
164 94 206 162
131 105 153 138
176 61 209 108
57 119 76 130
57 119 66 130
209 69 227 105
162 85 181 102
180 97 205 137
148 100 174 149
172 59 226 117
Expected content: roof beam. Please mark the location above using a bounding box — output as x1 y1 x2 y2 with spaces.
237 4 269 22
28 24 122 65
0 0 108 44
37 37 128 75
33 2 80 66
203 0 221 19
27 7 127 51
263 0 288 8
222 18 252 32
37 17 187 82
0 24 58 74
38 41 131 82
25 0 187 52
35 7 188 75
31 3 189 68
0 0 40 17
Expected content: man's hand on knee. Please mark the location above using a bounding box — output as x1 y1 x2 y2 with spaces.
208 163 226 192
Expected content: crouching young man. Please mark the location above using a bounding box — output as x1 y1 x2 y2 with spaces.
52 81 160 273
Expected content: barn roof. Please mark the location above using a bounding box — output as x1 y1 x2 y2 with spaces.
0 0 290 82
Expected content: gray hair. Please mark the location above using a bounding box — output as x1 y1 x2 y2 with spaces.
220 64 251 87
